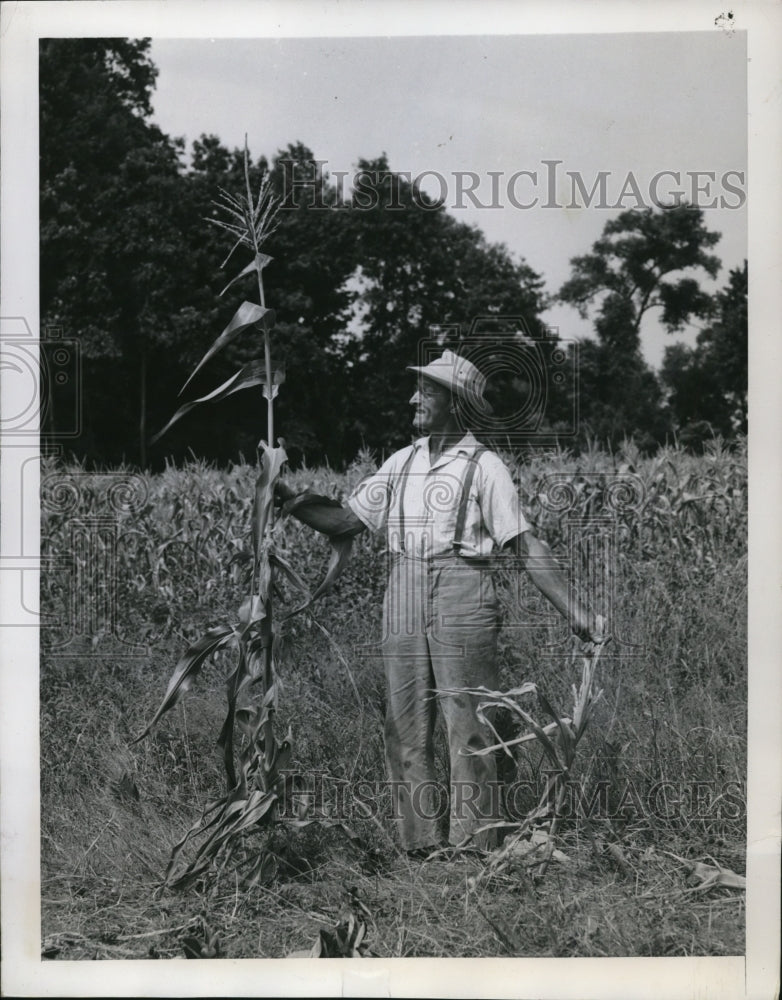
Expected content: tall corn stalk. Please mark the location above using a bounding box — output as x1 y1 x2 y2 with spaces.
133 142 320 889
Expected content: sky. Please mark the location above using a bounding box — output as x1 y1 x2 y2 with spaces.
149 31 747 368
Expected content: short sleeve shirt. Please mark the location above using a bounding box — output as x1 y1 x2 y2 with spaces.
347 432 530 559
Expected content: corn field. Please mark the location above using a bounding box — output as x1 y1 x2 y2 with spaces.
41 437 746 638
40 437 747 959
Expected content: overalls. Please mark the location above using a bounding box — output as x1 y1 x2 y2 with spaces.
380 448 503 851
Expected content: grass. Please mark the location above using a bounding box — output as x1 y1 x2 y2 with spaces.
39 440 747 959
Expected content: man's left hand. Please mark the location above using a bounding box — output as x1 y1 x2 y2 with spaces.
574 613 608 646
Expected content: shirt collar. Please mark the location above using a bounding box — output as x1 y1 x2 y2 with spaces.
414 431 481 467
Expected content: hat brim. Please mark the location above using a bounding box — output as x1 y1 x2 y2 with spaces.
407 365 493 415
406 365 453 392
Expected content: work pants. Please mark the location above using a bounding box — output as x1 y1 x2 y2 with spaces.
381 554 502 851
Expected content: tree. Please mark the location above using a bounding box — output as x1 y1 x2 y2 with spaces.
343 157 550 455
39 43 570 467
40 38 197 465
558 205 723 448
559 205 722 352
264 144 359 463
661 260 747 439
567 337 671 451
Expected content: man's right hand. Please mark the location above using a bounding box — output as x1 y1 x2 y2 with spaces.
273 482 367 538
274 480 297 507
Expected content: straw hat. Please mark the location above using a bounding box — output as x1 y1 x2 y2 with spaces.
407 350 492 414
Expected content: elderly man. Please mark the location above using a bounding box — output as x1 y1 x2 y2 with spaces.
278 351 600 857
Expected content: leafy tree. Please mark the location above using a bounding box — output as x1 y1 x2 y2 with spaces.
264 144 359 462
165 149 555 463
343 156 550 454
661 260 747 439
39 43 571 467
567 338 671 452
40 38 197 465
559 205 722 353
558 205 723 449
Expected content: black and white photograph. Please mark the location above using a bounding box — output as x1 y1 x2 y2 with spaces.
1 2 780 997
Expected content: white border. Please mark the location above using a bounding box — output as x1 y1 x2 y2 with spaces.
1 2 779 998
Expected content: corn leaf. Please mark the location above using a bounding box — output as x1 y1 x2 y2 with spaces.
246 634 268 683
252 443 288 560
132 625 234 742
261 365 284 402
507 701 563 768
234 705 261 741
189 791 278 868
152 361 282 444
268 549 311 601
659 852 747 891
456 683 538 701
537 689 575 757
217 645 251 788
466 719 566 757
274 737 293 775
219 253 273 297
180 301 276 396
164 806 226 885
281 492 352 536
238 592 266 627
244 851 278 890
224 790 277 837
283 535 354 619
689 861 745 890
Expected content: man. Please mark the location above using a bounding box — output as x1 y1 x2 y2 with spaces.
277 350 601 857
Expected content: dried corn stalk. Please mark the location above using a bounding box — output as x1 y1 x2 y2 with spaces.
445 623 608 888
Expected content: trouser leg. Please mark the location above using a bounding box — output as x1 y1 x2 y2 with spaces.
429 560 502 849
381 558 444 851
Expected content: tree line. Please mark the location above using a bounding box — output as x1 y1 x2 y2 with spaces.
40 38 747 468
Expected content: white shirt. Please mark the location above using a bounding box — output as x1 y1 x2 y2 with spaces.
347 432 530 559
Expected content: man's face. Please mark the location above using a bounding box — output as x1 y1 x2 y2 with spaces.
409 378 453 434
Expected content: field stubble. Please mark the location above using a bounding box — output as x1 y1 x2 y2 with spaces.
40 440 747 959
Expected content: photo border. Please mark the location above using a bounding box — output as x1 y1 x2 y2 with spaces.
1 2 778 997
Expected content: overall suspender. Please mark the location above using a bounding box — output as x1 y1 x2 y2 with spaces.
453 447 486 552
396 447 417 554
395 444 487 556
